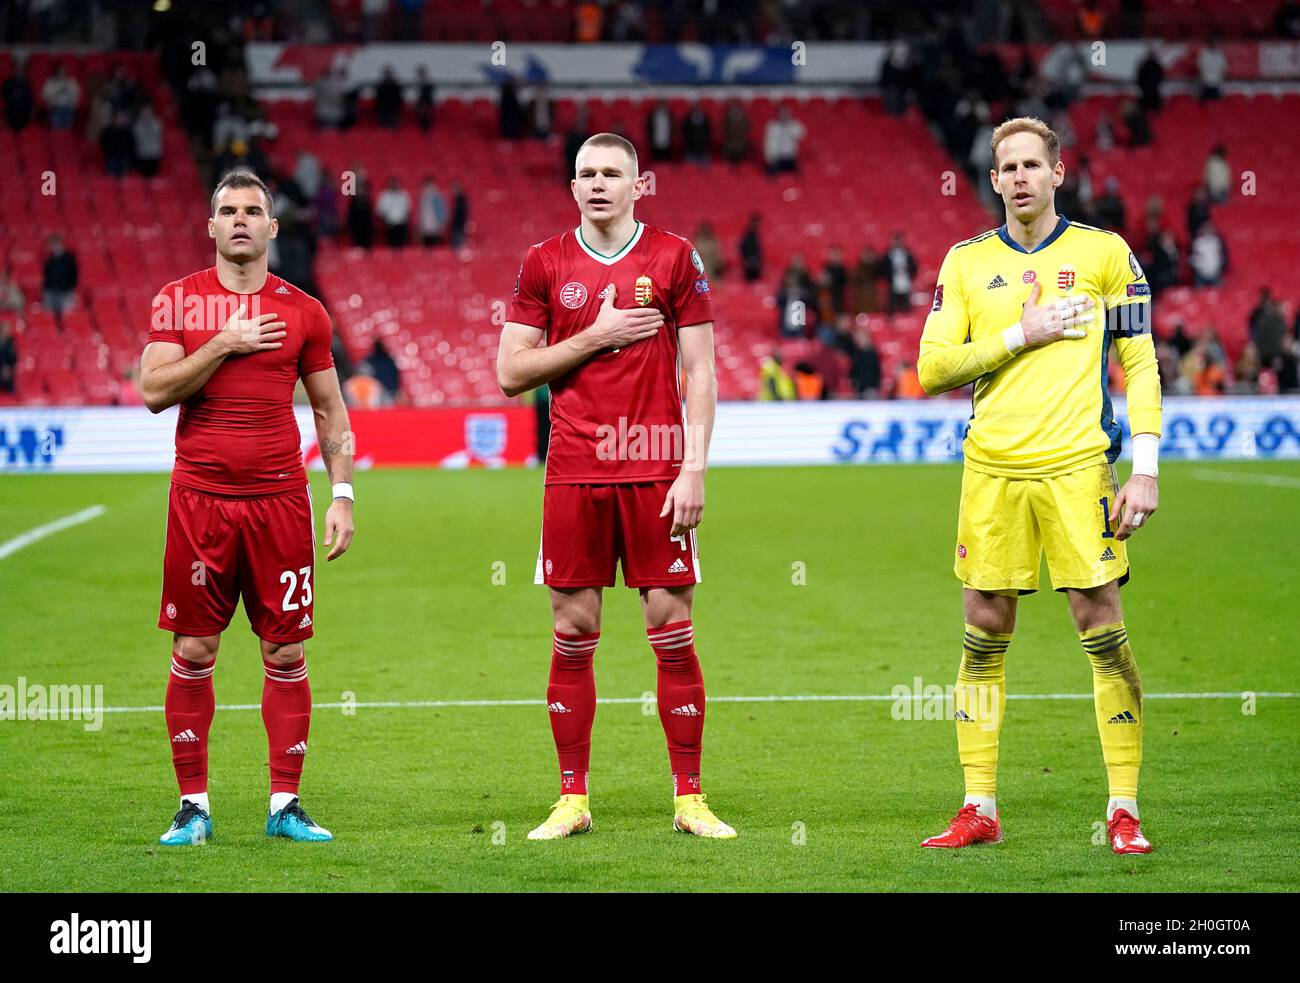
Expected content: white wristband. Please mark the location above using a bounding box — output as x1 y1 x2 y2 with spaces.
1131 433 1159 478
331 482 355 501
1002 322 1026 355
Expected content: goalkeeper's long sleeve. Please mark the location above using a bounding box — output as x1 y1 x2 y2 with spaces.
918 331 1019 396
1115 333 1162 436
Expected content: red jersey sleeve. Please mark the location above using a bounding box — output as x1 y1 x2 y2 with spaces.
299 301 336 377
147 282 185 346
507 245 551 330
670 240 713 328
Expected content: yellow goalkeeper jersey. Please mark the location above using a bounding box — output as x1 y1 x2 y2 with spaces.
918 216 1162 479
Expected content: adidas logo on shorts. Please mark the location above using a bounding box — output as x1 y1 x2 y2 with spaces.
1100 546 1117 562
297 613 313 629
286 741 308 754
670 703 701 716
667 558 688 574
1107 710 1137 724
547 701 572 714
171 728 199 743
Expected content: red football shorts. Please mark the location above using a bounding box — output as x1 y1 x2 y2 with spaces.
535 480 700 590
159 483 316 642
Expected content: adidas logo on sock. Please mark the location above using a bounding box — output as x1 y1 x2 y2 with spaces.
670 703 701 716
171 728 199 743
1107 710 1137 724
1100 546 1117 561
667 558 688 574
286 741 308 754
547 701 572 713
297 613 313 629
953 709 974 722
987 274 1007 289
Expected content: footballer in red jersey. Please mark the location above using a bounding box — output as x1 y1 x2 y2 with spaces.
498 133 735 839
141 170 354 845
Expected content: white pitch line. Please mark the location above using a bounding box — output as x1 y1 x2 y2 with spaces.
96 691 1300 714
1191 468 1300 489
0 505 107 560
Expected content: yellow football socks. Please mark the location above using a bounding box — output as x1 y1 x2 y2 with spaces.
955 624 1010 799
1081 621 1143 801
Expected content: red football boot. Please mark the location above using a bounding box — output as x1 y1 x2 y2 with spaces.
920 803 1003 848
1107 809 1153 854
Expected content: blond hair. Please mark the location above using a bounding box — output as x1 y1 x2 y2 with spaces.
990 117 1060 168
575 132 639 176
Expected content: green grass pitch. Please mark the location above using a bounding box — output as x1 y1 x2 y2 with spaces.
1 460 1297 892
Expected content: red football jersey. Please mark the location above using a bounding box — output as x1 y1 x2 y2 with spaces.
507 221 714 484
146 267 334 497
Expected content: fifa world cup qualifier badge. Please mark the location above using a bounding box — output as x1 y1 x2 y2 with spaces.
635 275 654 307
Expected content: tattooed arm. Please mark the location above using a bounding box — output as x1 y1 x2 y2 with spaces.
302 368 355 561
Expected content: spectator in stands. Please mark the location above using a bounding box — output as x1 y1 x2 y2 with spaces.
414 65 435 131
376 177 412 247
879 42 913 116
682 102 711 165
840 321 881 399
394 0 425 39
498 76 525 140
212 100 250 151
850 246 882 314
1156 337 1184 394
133 104 163 176
1281 309 1300 392
527 82 554 139
42 234 77 317
2 61 34 130
315 178 341 239
294 151 322 202
41 62 80 130
894 360 925 399
315 66 348 129
364 339 401 399
374 66 403 128
823 246 847 316
646 100 673 160
1120 99 1151 147
740 213 763 282
1094 177 1127 234
884 232 917 314
793 361 824 400
181 64 219 143
1233 342 1261 394
693 221 724 279
1136 47 1164 112
105 63 142 117
763 106 805 175
1186 184 1212 239
757 351 796 401
1041 42 1088 110
1189 220 1228 287
722 100 750 164
1249 288 1287 371
574 0 604 42
1093 111 1115 153
100 110 134 177
1278 1 1300 38
417 176 448 247
0 269 24 314
1204 145 1231 203
562 104 589 178
361 0 390 42
776 269 815 340
1198 37 1227 102
348 174 375 248
1146 229 1181 296
0 318 14 393
1183 329 1227 395
450 180 469 247
1170 319 1194 359
1077 0 1108 38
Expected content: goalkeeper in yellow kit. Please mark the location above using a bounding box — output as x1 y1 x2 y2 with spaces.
917 118 1160 855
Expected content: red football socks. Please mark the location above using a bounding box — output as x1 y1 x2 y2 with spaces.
262 656 312 795
548 630 599 795
648 620 705 783
165 653 215 797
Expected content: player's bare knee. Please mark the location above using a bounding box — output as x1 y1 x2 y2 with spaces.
260 639 304 664
549 587 601 635
1066 581 1122 631
173 633 219 665
641 585 693 628
963 589 1016 635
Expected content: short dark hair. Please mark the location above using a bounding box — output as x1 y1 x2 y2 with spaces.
210 169 274 217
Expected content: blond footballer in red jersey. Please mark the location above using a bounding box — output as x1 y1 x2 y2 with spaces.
497 133 736 839
141 170 354 845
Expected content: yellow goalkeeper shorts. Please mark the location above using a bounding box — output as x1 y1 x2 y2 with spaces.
954 461 1129 594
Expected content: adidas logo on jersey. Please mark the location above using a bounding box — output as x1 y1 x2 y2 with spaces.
171 728 199 743
987 274 1008 289
667 558 689 574
953 709 974 722
275 285 291 294
297 613 313 629
1107 710 1137 724
547 701 572 714
286 741 308 754
670 703 701 716
1100 546 1117 562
